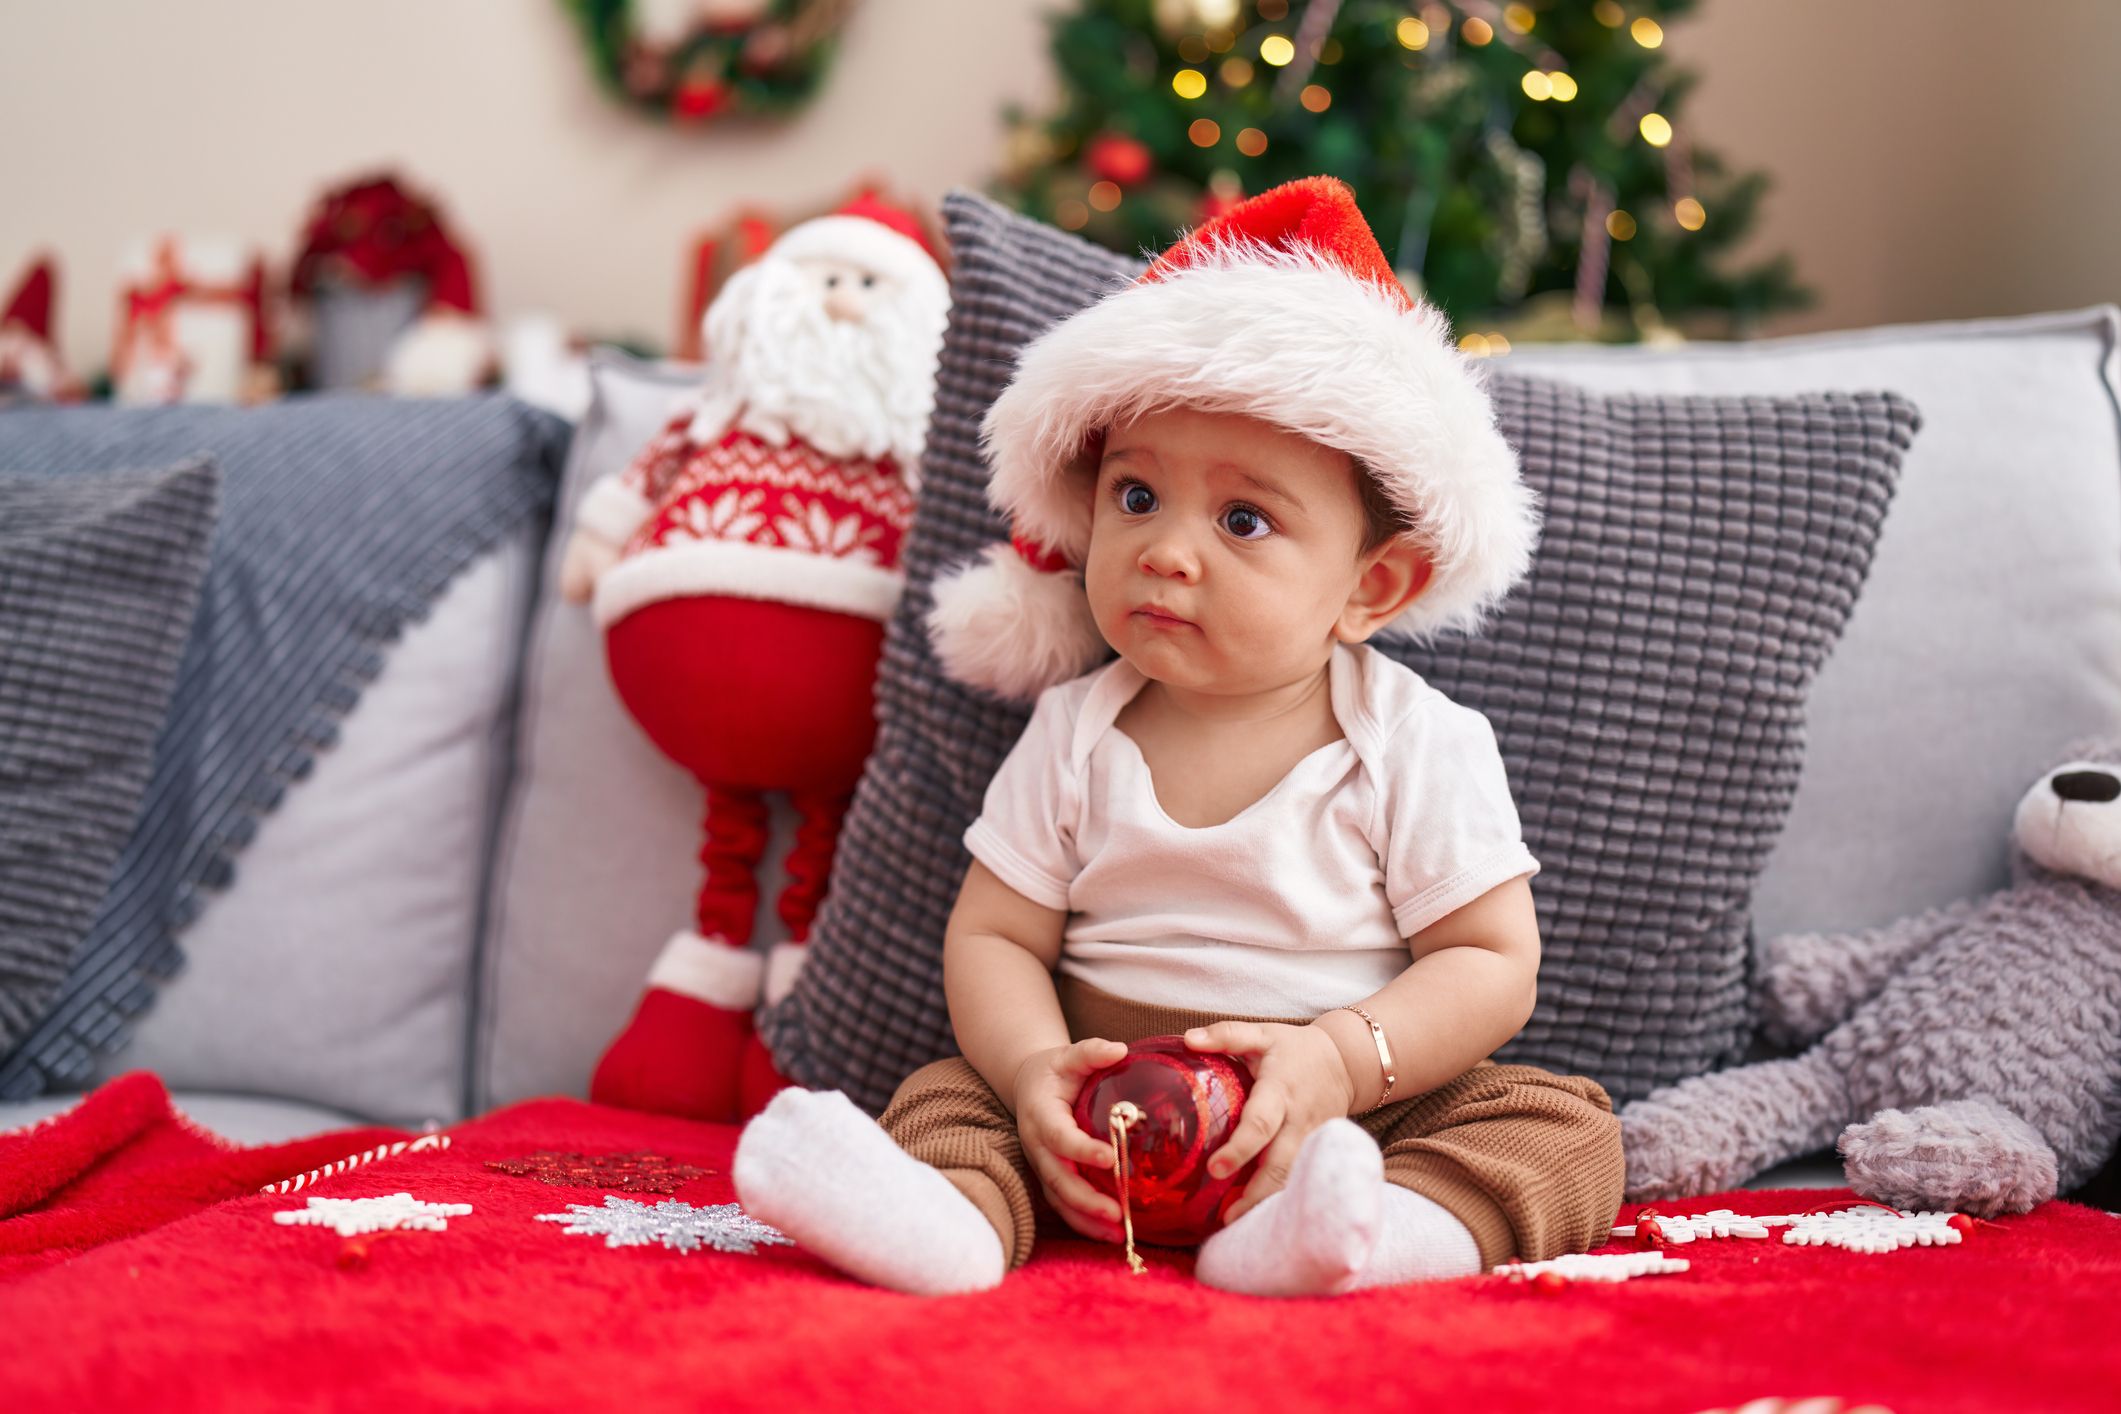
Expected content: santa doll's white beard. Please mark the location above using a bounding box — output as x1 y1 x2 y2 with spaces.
700 258 944 474
0 327 60 397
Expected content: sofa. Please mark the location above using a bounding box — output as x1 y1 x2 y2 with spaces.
5 268 2120 1410
2 301 2117 1168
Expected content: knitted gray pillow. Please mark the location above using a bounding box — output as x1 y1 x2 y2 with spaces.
0 457 219 1054
758 188 1920 1112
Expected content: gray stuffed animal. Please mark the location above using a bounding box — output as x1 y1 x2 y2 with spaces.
1622 733 2121 1216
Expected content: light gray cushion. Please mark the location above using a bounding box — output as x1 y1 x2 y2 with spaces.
0 395 565 1107
756 189 1921 1112
84 533 540 1128
1506 305 2121 939
473 348 803 1111
0 459 219 1055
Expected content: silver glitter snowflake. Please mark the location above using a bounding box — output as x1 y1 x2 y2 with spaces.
534 1195 792 1255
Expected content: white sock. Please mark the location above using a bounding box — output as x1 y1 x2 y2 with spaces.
1194 1118 1483 1296
1196 1118 1383 1296
731 1088 1006 1296
1349 1185 1485 1289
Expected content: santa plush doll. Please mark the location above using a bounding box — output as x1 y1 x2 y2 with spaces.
379 240 496 397
561 193 950 1123
0 255 77 405
289 173 498 397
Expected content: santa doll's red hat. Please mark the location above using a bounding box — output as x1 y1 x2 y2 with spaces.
768 191 944 291
925 175 1541 703
424 241 479 317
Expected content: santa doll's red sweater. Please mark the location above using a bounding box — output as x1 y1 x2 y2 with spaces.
576 407 916 631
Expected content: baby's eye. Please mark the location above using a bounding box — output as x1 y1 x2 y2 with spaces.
861 274 877 288
1223 504 1273 540
1117 480 1156 515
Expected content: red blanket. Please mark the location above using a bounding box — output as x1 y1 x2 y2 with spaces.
3 1071 2115 1412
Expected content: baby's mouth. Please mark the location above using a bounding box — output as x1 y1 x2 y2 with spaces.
1132 604 1195 629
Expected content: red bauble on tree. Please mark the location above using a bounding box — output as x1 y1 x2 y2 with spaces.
1072 1036 1257 1252
1085 132 1153 188
674 74 731 120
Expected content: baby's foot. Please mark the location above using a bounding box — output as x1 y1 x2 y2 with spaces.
732 1088 1005 1295
1194 1118 1485 1296
1354 1185 1483 1287
1195 1118 1384 1296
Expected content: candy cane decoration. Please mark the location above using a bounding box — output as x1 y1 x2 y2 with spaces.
260 1133 451 1195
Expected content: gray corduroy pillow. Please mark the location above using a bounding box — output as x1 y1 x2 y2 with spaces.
0 457 220 1054
758 188 1921 1112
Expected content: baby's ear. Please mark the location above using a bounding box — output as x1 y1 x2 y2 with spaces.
1340 540 1434 641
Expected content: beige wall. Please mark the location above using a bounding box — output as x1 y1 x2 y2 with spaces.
3 0 2115 374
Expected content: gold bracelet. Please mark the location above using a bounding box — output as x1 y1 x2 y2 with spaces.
1335 1004 1396 1111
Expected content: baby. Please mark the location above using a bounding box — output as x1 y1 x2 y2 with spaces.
732 177 1623 1296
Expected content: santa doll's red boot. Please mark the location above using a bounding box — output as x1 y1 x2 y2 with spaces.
592 782 775 1120
736 1033 795 1119
735 785 856 1118
733 938 805 1119
591 930 763 1122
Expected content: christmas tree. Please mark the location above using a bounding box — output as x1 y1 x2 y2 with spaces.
993 0 1811 345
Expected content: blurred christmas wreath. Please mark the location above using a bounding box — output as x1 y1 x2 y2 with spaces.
564 0 859 124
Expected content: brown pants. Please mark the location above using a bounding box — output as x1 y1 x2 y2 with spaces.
878 975 1625 1271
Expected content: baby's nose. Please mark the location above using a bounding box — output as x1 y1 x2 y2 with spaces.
1139 541 1199 579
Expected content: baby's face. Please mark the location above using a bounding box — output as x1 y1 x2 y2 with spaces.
1082 405 1399 696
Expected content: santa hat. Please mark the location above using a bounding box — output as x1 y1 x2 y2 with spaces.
3 256 54 339
925 175 1541 703
422 241 479 317
762 190 945 296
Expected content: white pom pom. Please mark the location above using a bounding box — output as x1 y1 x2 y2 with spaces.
925 542 1108 703
384 313 496 398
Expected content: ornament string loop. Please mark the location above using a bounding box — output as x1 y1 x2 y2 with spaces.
1107 1099 1147 1276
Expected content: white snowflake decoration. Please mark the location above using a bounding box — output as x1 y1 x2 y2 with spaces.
1779 1207 1962 1254
274 1192 473 1237
1494 1251 1691 1283
535 1195 792 1255
1609 1208 1776 1244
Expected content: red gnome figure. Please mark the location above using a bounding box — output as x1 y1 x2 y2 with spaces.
0 255 79 405
560 195 950 1123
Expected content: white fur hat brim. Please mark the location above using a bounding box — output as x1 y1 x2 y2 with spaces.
769 215 947 305
980 237 1541 649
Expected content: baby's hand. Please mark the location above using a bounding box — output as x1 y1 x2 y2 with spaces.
1182 1021 1358 1224
1009 1038 1128 1243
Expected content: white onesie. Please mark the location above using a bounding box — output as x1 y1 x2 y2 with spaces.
961 641 1542 1017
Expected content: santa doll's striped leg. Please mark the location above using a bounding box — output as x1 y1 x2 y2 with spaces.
739 785 857 1117
590 783 772 1122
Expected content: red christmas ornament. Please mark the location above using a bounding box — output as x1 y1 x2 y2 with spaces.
674 76 730 120
1087 132 1154 188
1072 1036 1257 1250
